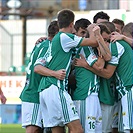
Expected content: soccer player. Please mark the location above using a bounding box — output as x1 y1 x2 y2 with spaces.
68 18 92 95
73 19 112 133
75 22 133 133
74 23 113 133
20 20 66 133
36 9 110 133
110 22 133 133
0 86 7 104
93 11 110 24
111 22 133 48
112 18 125 34
74 18 91 38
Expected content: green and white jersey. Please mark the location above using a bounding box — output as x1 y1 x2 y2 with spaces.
38 32 83 92
108 40 133 99
98 75 116 105
20 40 50 103
73 46 100 100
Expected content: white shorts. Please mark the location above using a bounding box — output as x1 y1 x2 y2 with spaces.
112 87 133 132
100 102 114 133
74 93 102 133
39 84 79 128
21 102 43 128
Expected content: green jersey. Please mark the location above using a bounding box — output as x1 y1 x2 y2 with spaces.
38 32 83 92
108 40 133 99
20 40 51 103
98 75 116 105
72 46 100 100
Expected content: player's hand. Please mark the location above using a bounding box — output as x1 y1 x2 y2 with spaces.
74 54 88 68
87 23 97 37
0 93 7 104
55 69 66 80
110 32 123 42
93 25 101 37
35 37 47 45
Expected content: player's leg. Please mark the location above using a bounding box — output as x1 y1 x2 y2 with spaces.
121 88 133 133
66 119 84 133
95 94 102 133
112 101 119 133
26 125 43 133
74 93 102 133
112 128 118 133
39 84 83 133
43 127 52 133
116 87 133 133
130 130 133 133
51 126 65 133
100 103 114 133
21 102 43 133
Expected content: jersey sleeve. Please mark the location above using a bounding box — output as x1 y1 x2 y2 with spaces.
78 46 97 67
108 41 125 66
60 33 83 52
85 47 98 66
34 46 48 67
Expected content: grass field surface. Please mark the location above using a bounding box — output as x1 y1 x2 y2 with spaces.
0 124 25 133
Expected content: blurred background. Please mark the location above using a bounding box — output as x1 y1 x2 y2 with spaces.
0 0 133 132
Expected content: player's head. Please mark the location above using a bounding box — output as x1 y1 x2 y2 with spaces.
57 9 75 32
122 22 133 39
100 21 116 33
98 24 111 45
112 18 125 33
48 20 59 38
74 18 91 37
93 11 110 23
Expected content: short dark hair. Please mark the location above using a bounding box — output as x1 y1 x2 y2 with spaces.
93 11 110 23
122 22 133 38
98 23 111 35
74 18 91 32
48 20 59 37
100 21 116 33
57 9 75 29
112 18 125 30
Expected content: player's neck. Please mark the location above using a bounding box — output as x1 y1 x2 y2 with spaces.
59 28 72 33
47 36 53 41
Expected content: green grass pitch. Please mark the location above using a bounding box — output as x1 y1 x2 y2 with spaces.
0 124 25 133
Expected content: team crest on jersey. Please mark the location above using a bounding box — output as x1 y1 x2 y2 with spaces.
40 59 46 65
34 58 46 66
92 55 96 59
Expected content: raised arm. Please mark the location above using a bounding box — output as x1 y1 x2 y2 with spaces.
80 24 99 47
80 37 98 47
93 25 111 61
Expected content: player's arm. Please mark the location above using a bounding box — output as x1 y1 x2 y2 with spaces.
80 37 98 47
0 87 7 104
74 54 105 72
80 24 100 47
93 25 111 61
34 65 66 80
111 32 133 48
74 54 116 79
122 36 133 48
91 64 116 79
33 43 66 80
81 25 111 61
35 37 47 45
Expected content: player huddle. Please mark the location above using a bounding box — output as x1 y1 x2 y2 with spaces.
19 9 133 133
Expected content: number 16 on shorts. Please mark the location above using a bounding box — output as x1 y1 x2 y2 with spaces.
86 116 96 132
